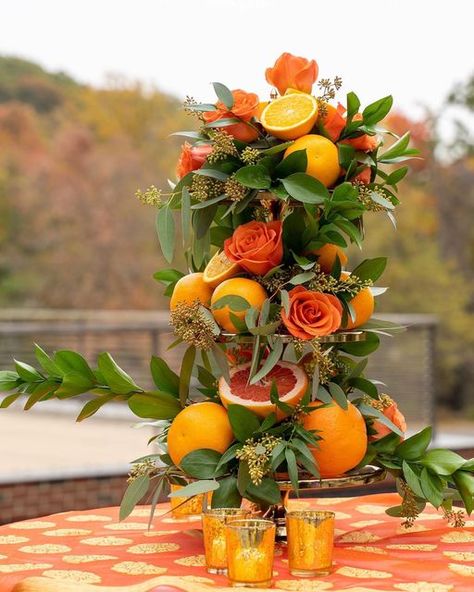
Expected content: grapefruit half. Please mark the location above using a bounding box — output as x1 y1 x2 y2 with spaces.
218 361 308 419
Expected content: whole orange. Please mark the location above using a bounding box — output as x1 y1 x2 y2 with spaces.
211 278 267 333
303 400 368 478
284 134 340 187
340 272 374 329
169 272 213 310
167 402 234 466
311 243 348 274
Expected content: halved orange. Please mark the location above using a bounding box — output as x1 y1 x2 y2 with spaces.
261 93 319 140
218 360 308 419
203 250 241 288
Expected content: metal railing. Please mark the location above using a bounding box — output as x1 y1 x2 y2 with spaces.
0 309 437 427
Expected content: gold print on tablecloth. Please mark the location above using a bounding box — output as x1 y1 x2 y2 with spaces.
42 569 102 584
346 545 388 554
337 531 381 543
19 544 71 554
9 520 56 530
62 554 119 564
448 563 474 577
441 530 474 543
174 554 206 567
44 528 92 537
386 544 438 551
81 536 133 546
336 565 393 578
443 550 474 561
66 514 112 522
355 504 390 515
104 522 148 531
350 520 383 527
111 561 167 575
126 542 180 554
274 580 333 590
130 507 168 517
394 583 454 591
0 535 29 544
143 529 180 537
0 563 53 573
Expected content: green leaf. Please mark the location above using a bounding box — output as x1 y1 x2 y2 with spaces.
215 443 242 473
179 346 196 405
396 426 432 460
181 186 191 247
351 257 387 282
212 476 242 508
275 150 308 178
98 353 140 394
0 370 21 391
14 360 43 382
168 479 219 498
420 449 466 476
358 402 404 437
328 382 348 409
385 167 408 185
128 391 182 420
339 333 380 357
234 165 271 189
260 141 294 155
1 392 21 408
280 290 290 316
24 381 58 410
150 356 179 397
156 206 175 263
55 372 94 397
420 467 444 507
285 447 299 493
54 351 96 381
346 91 360 118
211 344 230 382
453 471 474 514
317 385 333 404
250 339 283 384
289 271 316 285
246 477 281 505
153 268 184 283
378 132 411 161
282 173 329 204
349 377 378 398
370 191 395 210
212 295 250 312
228 404 261 442
191 194 227 209
34 344 61 376
194 168 229 180
362 95 393 126
212 82 234 109
120 475 150 521
180 449 222 478
76 394 117 421
402 461 425 498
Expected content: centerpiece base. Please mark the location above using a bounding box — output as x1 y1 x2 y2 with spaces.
266 465 386 542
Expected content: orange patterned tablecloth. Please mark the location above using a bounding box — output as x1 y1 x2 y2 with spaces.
0 493 473 592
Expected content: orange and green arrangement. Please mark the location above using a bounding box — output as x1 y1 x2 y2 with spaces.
1 53 472 526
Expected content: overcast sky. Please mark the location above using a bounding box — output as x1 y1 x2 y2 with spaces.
2 0 473 118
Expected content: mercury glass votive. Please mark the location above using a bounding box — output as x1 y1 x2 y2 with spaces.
202 508 249 574
225 518 276 588
286 510 335 576
170 483 208 517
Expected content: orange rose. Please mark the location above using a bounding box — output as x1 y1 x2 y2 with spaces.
203 89 259 143
265 52 318 95
176 142 212 178
353 167 371 184
369 397 407 441
224 220 283 276
281 286 342 339
319 103 346 142
342 114 380 152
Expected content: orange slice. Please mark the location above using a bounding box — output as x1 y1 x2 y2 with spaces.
203 250 241 288
218 360 308 419
261 93 319 140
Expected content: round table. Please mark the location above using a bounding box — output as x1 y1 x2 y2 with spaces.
0 492 473 592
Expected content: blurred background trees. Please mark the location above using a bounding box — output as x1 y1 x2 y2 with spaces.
0 56 472 409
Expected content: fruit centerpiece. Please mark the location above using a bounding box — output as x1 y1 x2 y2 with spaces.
1 52 473 528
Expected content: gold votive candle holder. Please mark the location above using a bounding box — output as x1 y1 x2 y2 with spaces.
202 508 249 574
286 510 335 577
225 518 276 588
170 483 209 517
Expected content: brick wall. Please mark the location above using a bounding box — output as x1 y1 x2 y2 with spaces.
0 474 129 525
